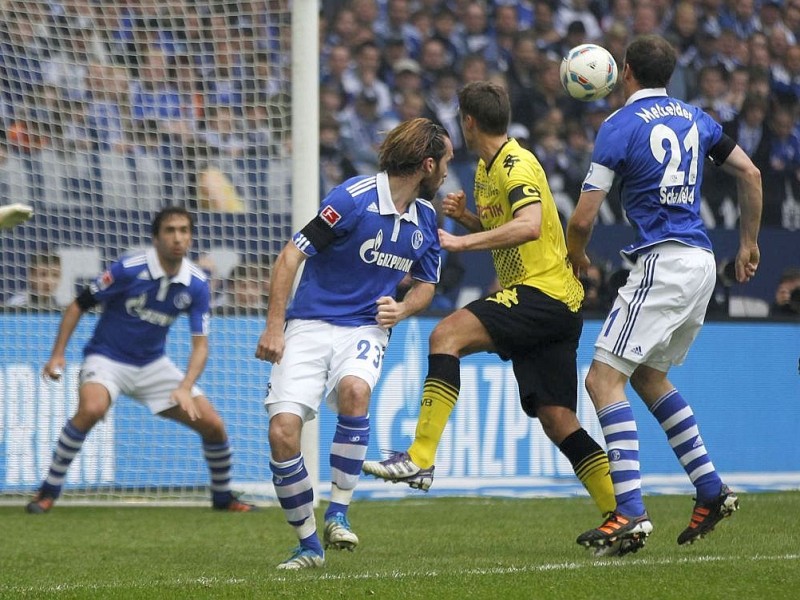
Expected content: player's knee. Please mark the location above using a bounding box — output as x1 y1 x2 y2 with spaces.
201 412 226 440
429 322 460 353
584 367 603 400
268 413 302 460
76 399 110 427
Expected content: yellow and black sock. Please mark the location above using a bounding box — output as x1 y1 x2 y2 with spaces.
408 353 460 469
559 428 616 515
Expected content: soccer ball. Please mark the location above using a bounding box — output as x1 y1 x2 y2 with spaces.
559 44 618 102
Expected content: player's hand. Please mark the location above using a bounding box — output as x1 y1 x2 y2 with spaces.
255 328 285 364
171 387 200 421
438 228 464 252
42 357 66 381
376 296 403 328
0 203 34 229
568 252 591 279
441 191 466 220
735 244 760 283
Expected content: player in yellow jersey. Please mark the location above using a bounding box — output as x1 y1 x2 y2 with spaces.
364 81 616 535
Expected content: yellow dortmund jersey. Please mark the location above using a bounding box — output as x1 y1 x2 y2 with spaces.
474 138 584 312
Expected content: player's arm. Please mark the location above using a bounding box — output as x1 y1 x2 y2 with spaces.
714 140 762 283
567 189 607 278
441 190 482 233
42 300 85 381
439 202 542 252
255 242 307 364
171 334 208 421
376 280 436 328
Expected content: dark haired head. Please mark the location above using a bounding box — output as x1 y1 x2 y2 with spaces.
151 206 194 237
625 35 677 89
457 81 510 136
378 118 450 177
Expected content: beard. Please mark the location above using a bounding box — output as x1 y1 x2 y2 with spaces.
418 170 440 201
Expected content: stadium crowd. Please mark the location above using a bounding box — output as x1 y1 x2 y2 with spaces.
1 0 799 314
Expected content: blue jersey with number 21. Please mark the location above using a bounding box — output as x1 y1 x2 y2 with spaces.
583 89 722 259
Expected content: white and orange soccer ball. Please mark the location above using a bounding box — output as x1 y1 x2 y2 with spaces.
559 44 618 102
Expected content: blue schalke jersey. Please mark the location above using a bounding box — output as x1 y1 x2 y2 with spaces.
583 89 722 258
83 248 211 366
288 172 441 326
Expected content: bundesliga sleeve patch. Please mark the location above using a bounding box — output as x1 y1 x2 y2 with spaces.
320 205 341 227
98 270 114 290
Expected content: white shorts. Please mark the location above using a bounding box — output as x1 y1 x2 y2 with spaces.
265 319 389 422
594 243 716 377
80 354 204 414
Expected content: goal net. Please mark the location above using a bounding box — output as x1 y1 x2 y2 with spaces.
0 0 310 505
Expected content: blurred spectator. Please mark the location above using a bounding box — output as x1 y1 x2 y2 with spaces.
197 251 229 309
771 43 800 106
664 1 699 54
770 267 800 316
555 0 602 42
463 1 502 69
688 65 737 123
390 58 424 106
709 93 772 228
431 5 466 67
548 19 589 60
6 252 63 309
460 53 489 85
631 1 661 36
720 0 760 40
530 0 561 51
339 88 384 174
0 10 45 106
86 64 134 155
320 44 352 104
423 71 471 199
580 262 612 314
342 41 392 115
491 3 522 72
746 31 772 71
375 0 420 58
41 23 97 103
418 37 452 89
384 88 426 130
506 33 540 114
724 65 751 112
319 112 357 197
766 105 800 228
222 262 270 312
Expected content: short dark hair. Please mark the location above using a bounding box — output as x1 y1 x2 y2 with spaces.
151 206 194 237
378 118 450 177
625 35 677 89
457 81 510 136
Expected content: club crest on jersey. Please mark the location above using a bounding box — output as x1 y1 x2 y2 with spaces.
174 292 192 309
320 205 341 227
412 230 423 249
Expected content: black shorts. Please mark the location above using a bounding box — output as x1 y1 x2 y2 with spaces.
465 285 582 418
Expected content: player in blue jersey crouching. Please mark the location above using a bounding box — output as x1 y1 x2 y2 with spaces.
28 206 256 514
255 118 453 570
567 35 762 553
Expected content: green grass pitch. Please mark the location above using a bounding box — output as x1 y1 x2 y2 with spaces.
2 492 799 599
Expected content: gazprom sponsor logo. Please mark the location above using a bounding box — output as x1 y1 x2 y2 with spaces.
359 230 413 273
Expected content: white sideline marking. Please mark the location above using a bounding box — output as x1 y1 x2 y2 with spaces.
2 554 798 593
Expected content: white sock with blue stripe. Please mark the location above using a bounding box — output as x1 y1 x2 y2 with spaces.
597 400 647 517
650 389 722 502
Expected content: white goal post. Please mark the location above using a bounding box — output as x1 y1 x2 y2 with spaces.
0 0 319 506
